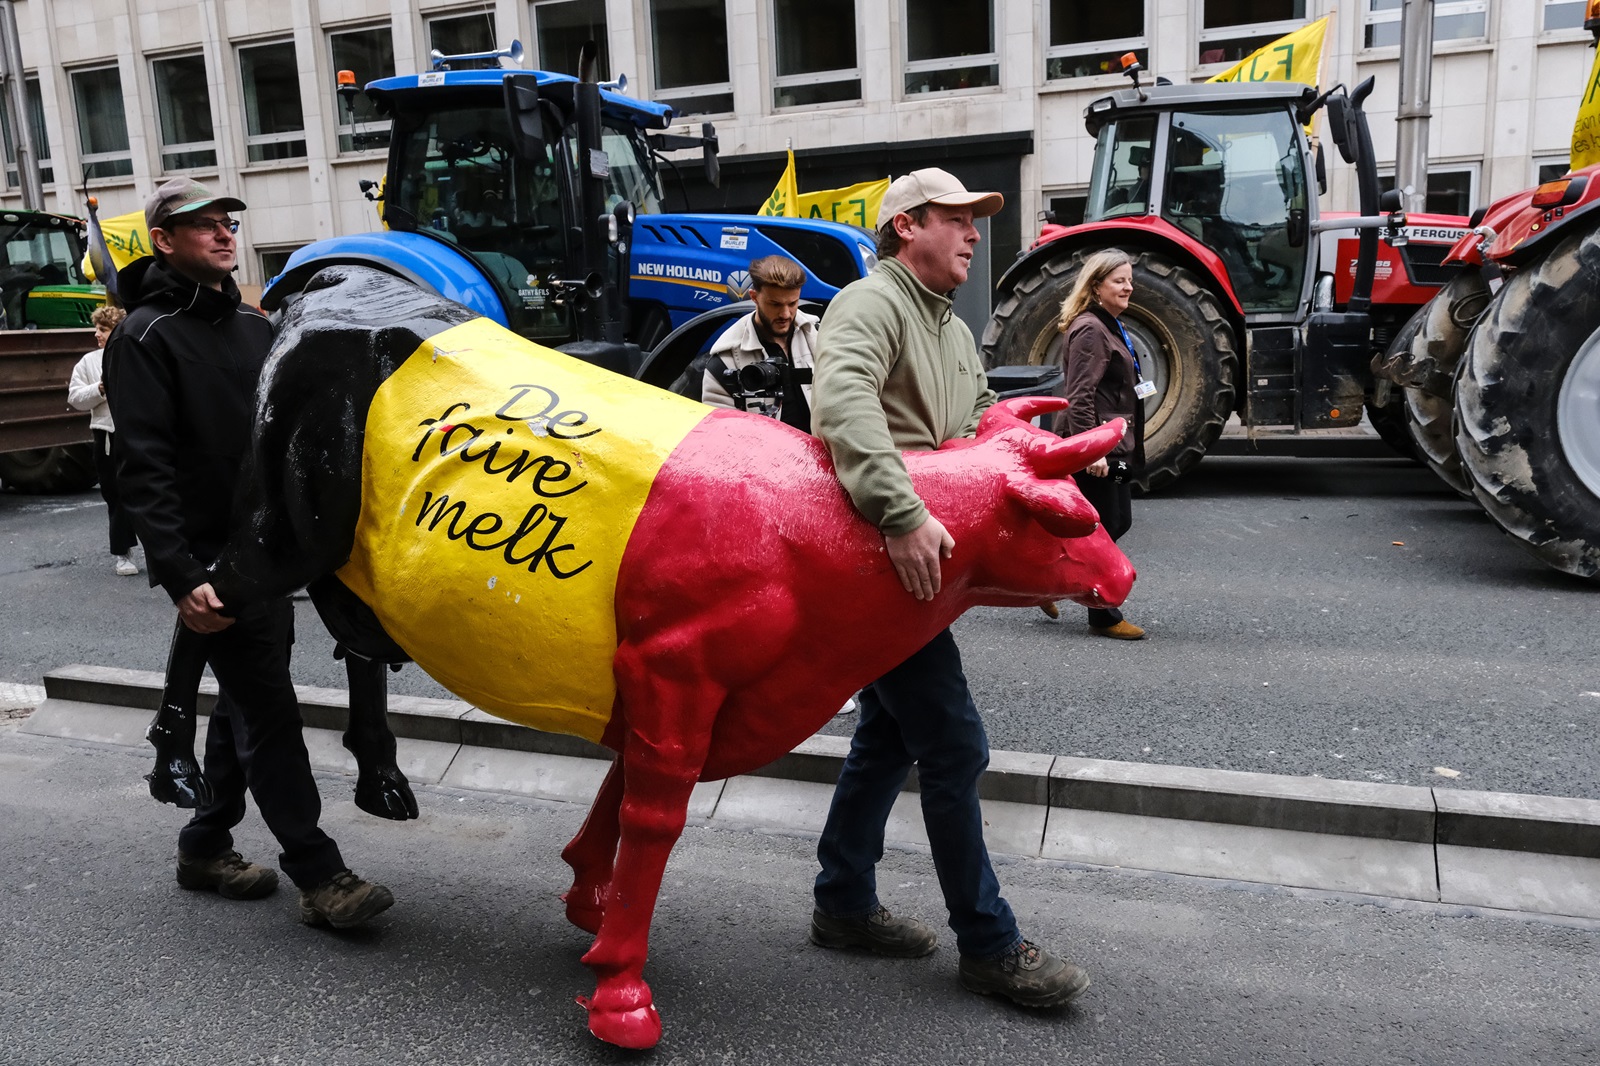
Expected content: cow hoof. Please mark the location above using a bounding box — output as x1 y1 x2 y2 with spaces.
354 768 419 820
146 761 213 809
560 887 605 934
578 995 662 1049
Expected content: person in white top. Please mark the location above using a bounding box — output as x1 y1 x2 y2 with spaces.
66 305 137 575
700 254 819 431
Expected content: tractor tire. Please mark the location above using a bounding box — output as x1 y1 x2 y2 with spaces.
982 249 1238 491
1401 270 1490 497
0 444 98 494
1365 398 1418 461
1455 229 1600 580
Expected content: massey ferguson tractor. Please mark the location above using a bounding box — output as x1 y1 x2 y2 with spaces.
1371 11 1600 580
982 66 1468 493
261 42 874 389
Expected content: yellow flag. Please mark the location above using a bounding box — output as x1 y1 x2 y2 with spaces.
1208 15 1329 85
80 209 152 282
796 178 891 230
759 150 800 218
1573 44 1600 170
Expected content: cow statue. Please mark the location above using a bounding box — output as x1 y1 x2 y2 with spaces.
199 265 1135 1049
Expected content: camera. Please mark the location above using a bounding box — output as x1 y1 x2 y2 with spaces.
737 358 788 396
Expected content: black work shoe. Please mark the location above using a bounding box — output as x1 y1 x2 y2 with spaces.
298 870 395 929
176 849 279 900
959 939 1090 1008
810 904 938 958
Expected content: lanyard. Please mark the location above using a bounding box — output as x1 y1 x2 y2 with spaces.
1115 317 1143 379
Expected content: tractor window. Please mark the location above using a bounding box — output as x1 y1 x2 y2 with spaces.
391 104 573 342
1162 108 1308 314
0 224 84 284
1084 117 1156 221
563 126 662 216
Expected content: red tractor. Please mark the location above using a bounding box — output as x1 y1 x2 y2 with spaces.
983 66 1466 491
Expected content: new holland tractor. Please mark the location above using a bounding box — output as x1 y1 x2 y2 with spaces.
261 42 875 388
982 65 1470 493
1370 10 1600 580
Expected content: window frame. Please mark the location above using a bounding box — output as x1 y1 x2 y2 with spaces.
148 51 218 174
69 63 135 181
1044 1 1149 83
901 0 1000 97
426 6 500 64
237 39 309 166
1534 157 1572 185
1540 0 1593 34
647 0 735 117
1380 162 1480 217
531 0 612 79
770 0 861 110
328 24 397 155
2 74 52 188
1360 0 1490 51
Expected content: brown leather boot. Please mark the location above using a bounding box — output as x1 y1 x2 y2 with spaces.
298 870 395 928
1090 620 1145 640
176 849 279 900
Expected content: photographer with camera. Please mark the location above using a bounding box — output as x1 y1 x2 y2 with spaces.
700 255 818 430
1051 247 1147 640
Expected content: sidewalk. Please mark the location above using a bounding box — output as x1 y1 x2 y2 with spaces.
25 663 1600 920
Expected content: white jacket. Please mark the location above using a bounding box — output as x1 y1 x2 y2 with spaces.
67 348 114 433
700 307 819 418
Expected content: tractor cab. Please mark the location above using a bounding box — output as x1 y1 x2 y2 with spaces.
1083 82 1317 317
0 210 102 329
368 68 676 348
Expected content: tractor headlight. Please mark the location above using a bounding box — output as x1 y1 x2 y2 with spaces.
859 245 878 273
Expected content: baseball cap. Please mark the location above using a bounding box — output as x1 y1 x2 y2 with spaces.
878 168 1003 226
145 177 247 231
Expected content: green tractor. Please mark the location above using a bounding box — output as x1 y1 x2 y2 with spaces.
0 209 105 329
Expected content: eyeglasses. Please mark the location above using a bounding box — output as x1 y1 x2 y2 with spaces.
171 216 240 236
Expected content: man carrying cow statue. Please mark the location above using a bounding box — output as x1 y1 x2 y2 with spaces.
808 168 1091 1007
104 177 394 929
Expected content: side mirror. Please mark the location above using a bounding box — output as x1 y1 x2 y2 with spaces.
1313 141 1327 196
1326 95 1356 164
503 75 545 161
701 121 720 188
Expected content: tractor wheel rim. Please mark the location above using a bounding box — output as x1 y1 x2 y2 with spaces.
1557 325 1600 499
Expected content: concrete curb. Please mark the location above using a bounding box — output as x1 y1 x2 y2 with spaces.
31 664 1600 919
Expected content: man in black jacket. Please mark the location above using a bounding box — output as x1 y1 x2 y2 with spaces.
105 178 393 928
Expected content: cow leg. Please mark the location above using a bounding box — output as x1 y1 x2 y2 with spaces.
576 656 719 1050
145 619 213 808
561 754 624 935
340 648 418 820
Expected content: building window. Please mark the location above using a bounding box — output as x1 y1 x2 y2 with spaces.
2 75 52 187
151 54 217 172
1046 3 1147 81
650 0 733 116
1046 191 1088 226
1536 159 1570 184
429 8 499 68
330 26 396 153
1363 0 1488 49
1380 167 1477 216
1197 0 1306 67
1543 0 1590 30
238 42 307 164
772 0 859 108
905 0 997 94
533 0 610 78
258 245 302 283
70 66 134 179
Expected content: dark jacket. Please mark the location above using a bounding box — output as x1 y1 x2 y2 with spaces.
103 258 273 601
1054 306 1145 467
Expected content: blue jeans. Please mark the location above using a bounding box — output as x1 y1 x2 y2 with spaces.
814 628 1021 959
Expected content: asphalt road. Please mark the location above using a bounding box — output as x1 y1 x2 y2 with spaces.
2 453 1596 798
3 724 1597 1066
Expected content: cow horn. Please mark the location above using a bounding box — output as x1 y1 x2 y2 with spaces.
1003 474 1101 537
977 396 1070 439
1025 418 1127 477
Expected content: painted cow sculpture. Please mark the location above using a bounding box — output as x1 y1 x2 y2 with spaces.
204 266 1135 1048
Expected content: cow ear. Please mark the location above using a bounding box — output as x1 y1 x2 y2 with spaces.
977 396 1070 440
1004 474 1101 537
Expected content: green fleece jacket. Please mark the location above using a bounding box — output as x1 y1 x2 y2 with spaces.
812 257 997 536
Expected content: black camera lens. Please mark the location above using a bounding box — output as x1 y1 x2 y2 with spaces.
737 358 787 394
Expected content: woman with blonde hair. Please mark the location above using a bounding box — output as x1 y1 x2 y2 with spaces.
1050 248 1147 639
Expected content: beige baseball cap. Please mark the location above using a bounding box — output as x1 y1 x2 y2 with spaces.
878 168 1003 226
145 177 247 231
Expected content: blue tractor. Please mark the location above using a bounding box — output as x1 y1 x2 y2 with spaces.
261 41 877 390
